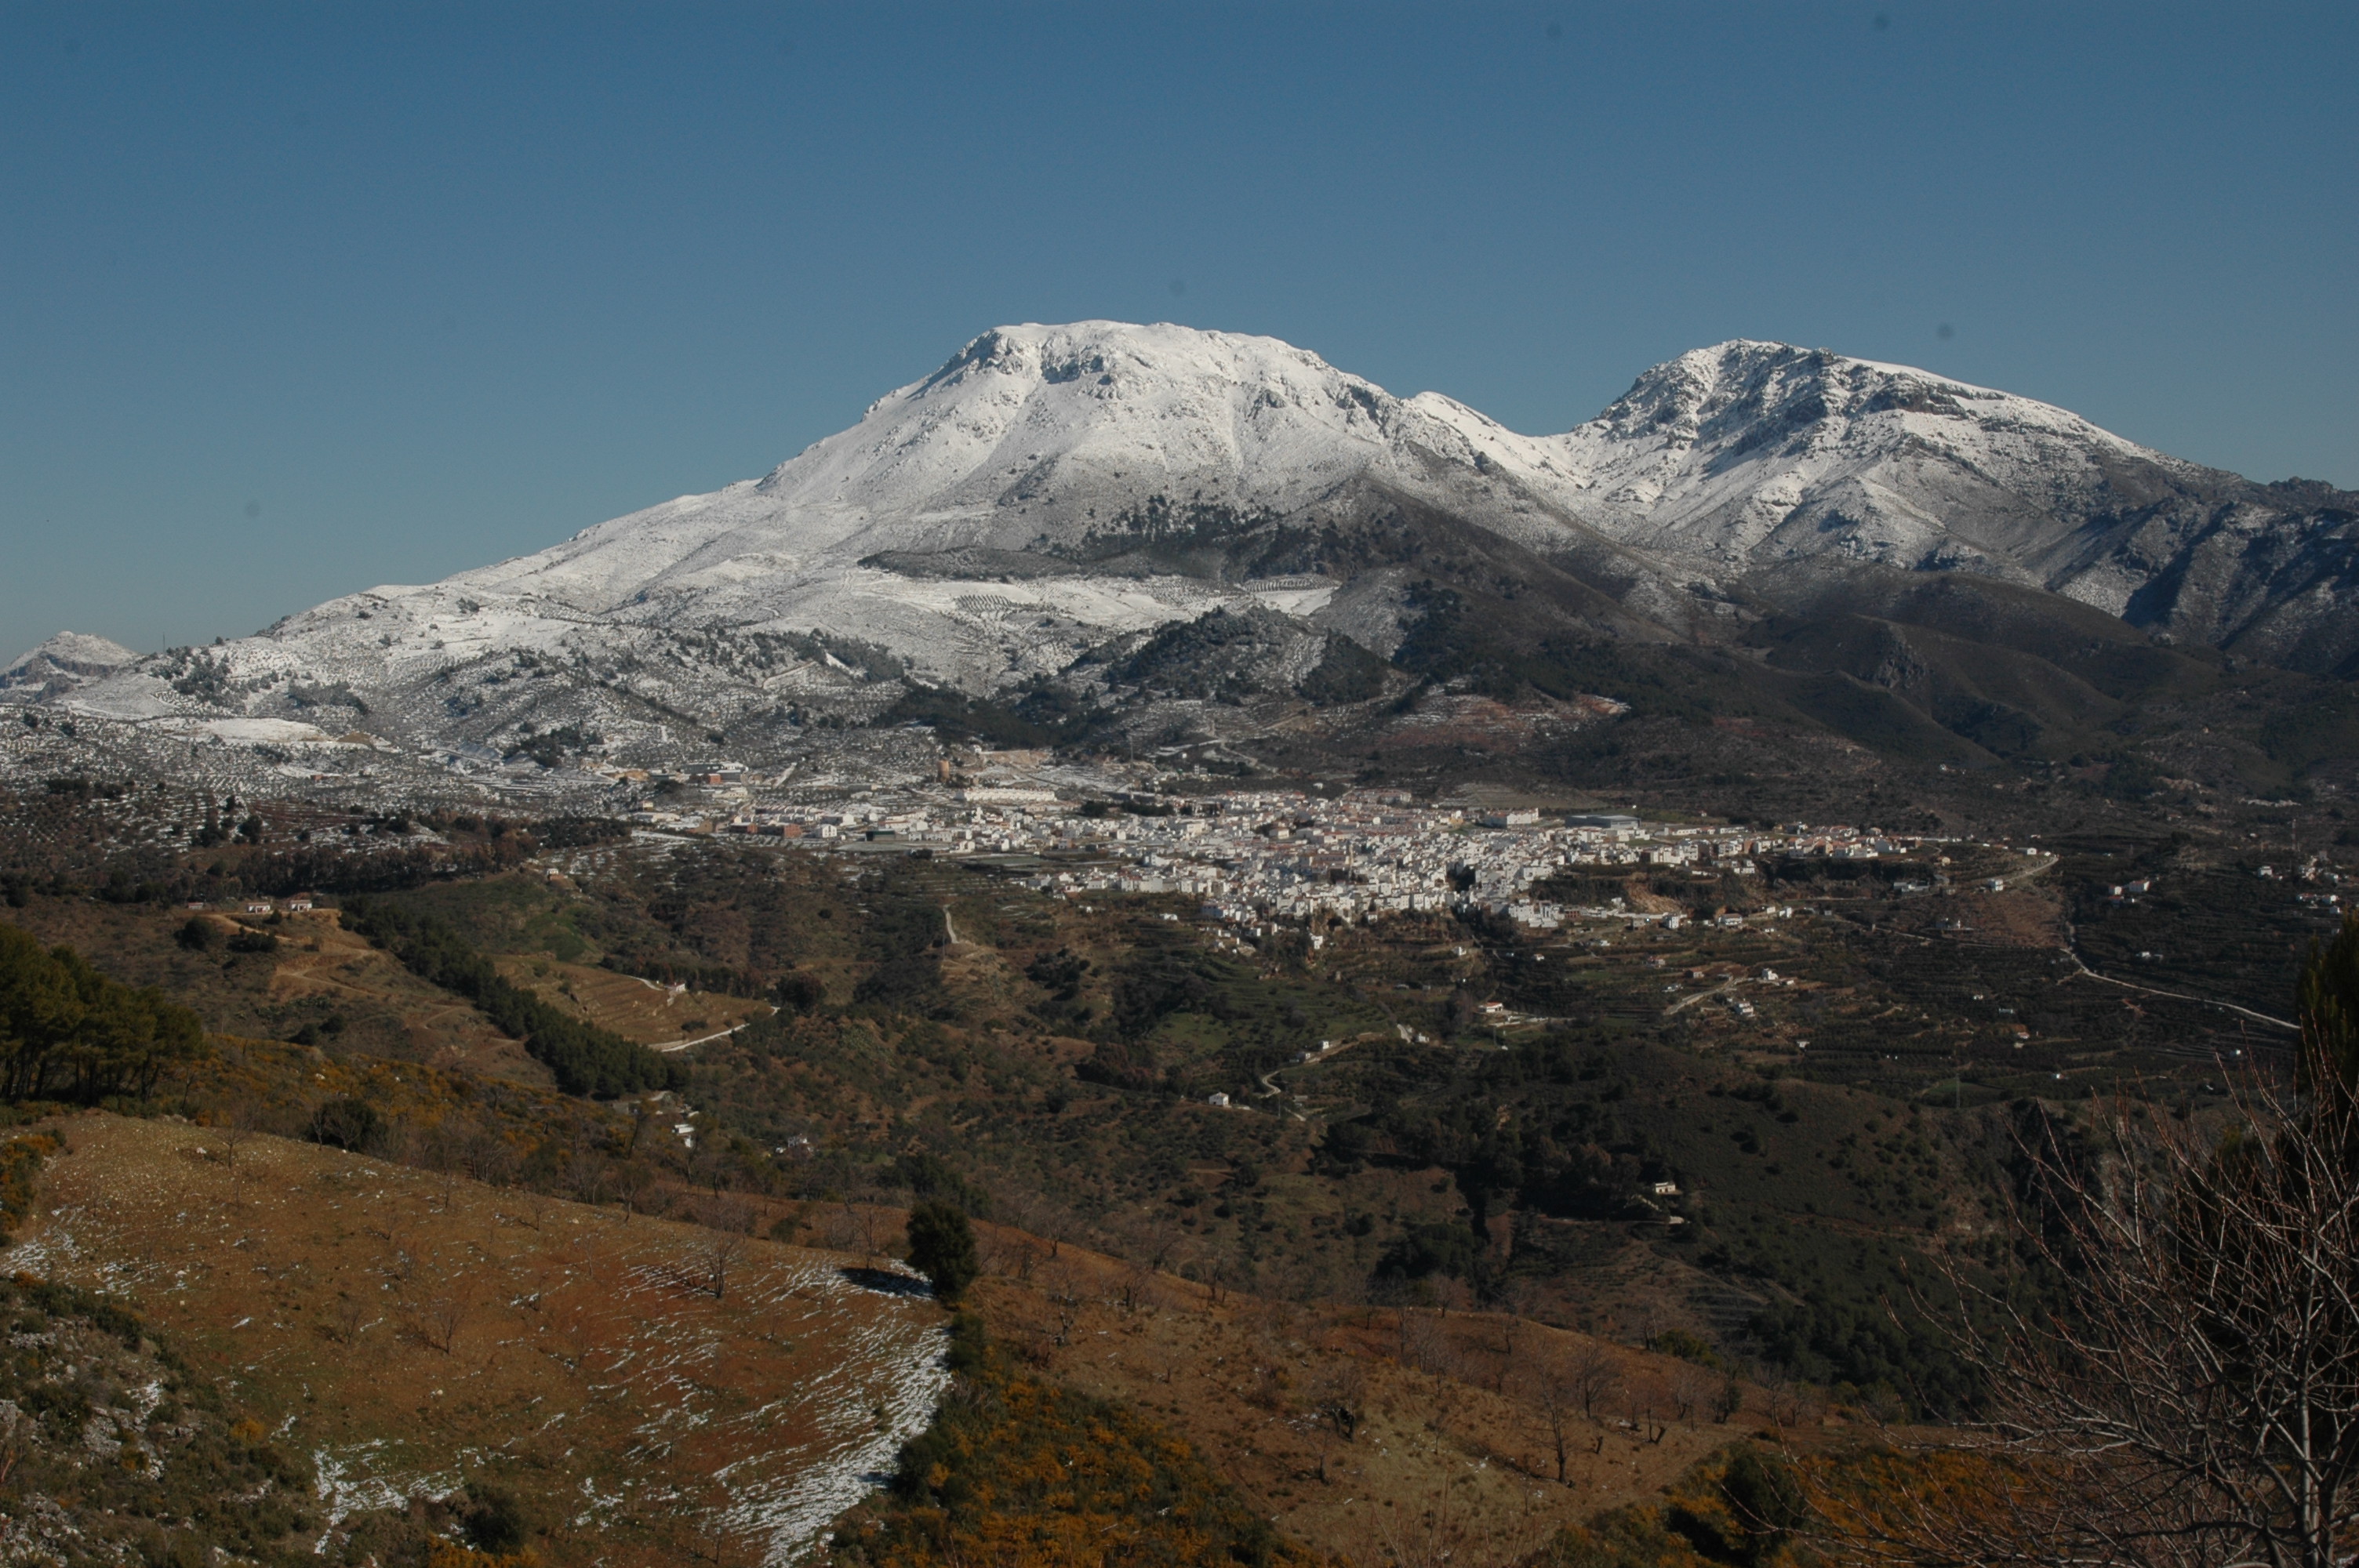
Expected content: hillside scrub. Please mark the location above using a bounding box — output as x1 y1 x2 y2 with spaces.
1548 1443 1808 1568
0 922 205 1103
827 1317 1310 1568
0 1127 62 1242
0 1274 327 1566
25 1111 952 1567
1816 913 2359 1566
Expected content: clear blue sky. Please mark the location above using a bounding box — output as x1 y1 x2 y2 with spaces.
4 2 2353 659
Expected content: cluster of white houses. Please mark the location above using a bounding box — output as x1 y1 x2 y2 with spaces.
623 771 1939 936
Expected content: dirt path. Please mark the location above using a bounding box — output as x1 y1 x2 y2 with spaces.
1663 976 1745 1017
2058 926 2297 1033
650 1013 774 1054
1986 852 2059 891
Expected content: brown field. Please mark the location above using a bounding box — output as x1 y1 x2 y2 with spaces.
270 912 545 1078
0 898 767 1073
18 1112 948 1568
493 953 775 1047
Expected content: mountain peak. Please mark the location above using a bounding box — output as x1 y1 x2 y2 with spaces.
736 320 1407 528
1591 339 2137 456
5 630 136 673
914 321 1354 398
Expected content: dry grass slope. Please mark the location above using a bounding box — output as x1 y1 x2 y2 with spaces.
13 1113 951 1568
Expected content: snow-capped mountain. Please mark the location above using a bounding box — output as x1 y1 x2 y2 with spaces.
1543 342 2359 666
22 322 2355 782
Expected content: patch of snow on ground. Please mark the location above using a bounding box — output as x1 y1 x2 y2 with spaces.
311 1438 467 1548
706 1264 953 1566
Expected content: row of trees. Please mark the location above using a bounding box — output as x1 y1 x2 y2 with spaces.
0 925 204 1104
342 898 681 1098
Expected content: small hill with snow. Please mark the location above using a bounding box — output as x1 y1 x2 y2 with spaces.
2 631 137 695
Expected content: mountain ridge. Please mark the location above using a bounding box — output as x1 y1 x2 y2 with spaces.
13 321 2354 786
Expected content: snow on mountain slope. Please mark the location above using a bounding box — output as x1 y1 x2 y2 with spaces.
28 322 2356 777
441 322 2326 648
452 323 1429 613
2 632 139 697
1545 342 2176 577
1454 338 2357 663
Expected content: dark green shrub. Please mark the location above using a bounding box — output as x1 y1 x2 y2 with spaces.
461 1483 530 1553
905 1201 980 1302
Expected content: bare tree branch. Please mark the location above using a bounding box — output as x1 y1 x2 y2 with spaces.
1823 1065 2359 1568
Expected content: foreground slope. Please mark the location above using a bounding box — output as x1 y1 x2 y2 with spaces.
16 1112 950 1568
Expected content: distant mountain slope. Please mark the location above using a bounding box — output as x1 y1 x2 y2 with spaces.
1543 341 2359 667
2 630 137 697
19 322 2354 779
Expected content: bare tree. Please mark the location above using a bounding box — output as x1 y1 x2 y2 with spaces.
565 1145 610 1207
1488 1307 1528 1395
325 1291 368 1344
695 1230 746 1301
820 1200 862 1255
1762 1374 1808 1430
213 1109 264 1203
462 1127 518 1187
849 1203 890 1269
401 1119 467 1210
1626 1370 1670 1443
504 1187 551 1232
1568 1334 1622 1421
1532 1354 1580 1483
1668 1361 1717 1424
417 1291 468 1354
1374 1468 1555 1568
623 1094 657 1156
701 1193 758 1236
611 1160 657 1221
1834 1067 2359 1568
1038 1258 1085 1347
1303 1359 1367 1483
1399 1306 1449 1380
689 1195 758 1299
1114 1258 1159 1315
994 1232 1045 1283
